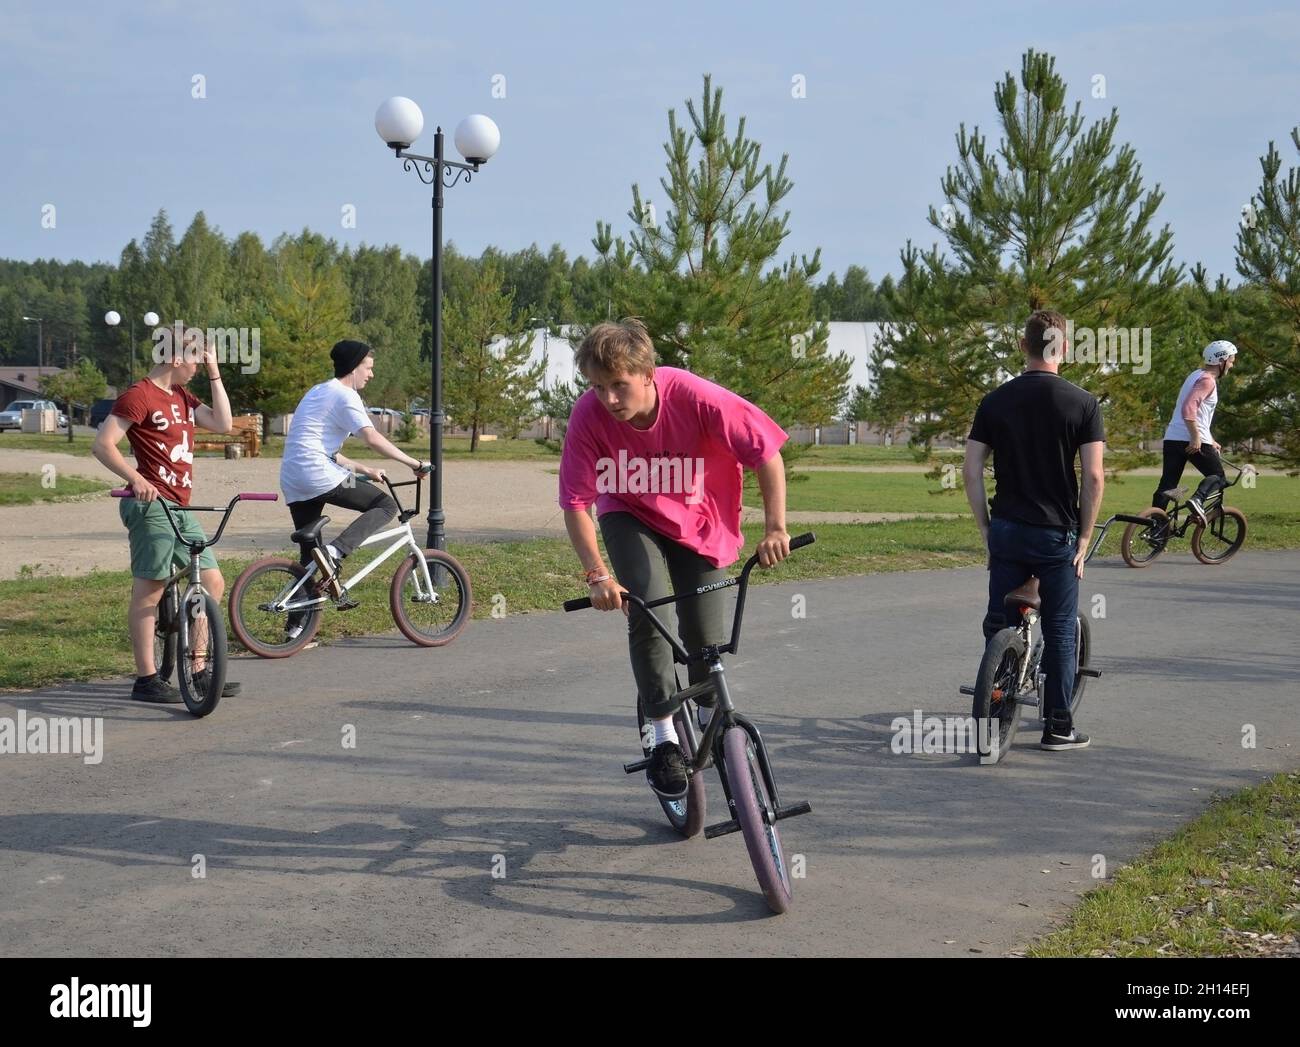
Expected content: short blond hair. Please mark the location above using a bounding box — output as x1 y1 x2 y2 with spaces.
575 318 657 377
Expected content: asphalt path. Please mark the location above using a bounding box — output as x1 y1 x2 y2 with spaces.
1 550 1296 956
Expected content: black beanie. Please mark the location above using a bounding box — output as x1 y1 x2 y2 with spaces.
331 340 373 378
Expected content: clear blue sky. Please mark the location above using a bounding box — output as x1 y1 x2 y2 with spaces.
2 0 1296 285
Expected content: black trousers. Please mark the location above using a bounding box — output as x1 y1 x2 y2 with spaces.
288 478 397 565
1152 440 1225 510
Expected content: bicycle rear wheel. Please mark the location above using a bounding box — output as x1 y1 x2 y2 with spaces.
972 629 1026 764
1191 507 1247 564
1070 613 1091 717
389 549 472 647
721 726 793 914
1120 508 1170 568
637 700 706 837
177 591 225 717
228 558 321 658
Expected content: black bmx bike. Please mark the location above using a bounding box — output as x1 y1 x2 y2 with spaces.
112 488 278 716
1120 460 1251 568
961 512 1150 763
564 533 817 914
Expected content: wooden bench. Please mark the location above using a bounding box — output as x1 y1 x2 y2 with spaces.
195 414 261 458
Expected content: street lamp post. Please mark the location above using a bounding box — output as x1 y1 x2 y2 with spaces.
375 97 500 552
105 309 159 386
21 316 44 371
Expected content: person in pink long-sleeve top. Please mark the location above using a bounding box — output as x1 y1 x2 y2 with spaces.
559 318 790 799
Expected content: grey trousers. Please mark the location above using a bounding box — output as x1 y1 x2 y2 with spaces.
599 511 728 720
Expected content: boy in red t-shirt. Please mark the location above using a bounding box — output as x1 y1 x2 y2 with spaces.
92 331 241 702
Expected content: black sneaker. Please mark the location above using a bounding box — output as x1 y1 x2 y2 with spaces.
191 670 242 698
1040 727 1091 751
647 741 689 798
132 675 182 704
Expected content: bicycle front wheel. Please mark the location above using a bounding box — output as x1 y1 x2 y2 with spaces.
721 726 793 914
1121 508 1170 568
972 628 1026 764
1070 613 1091 717
229 558 322 658
1191 507 1247 565
177 591 225 717
389 549 472 647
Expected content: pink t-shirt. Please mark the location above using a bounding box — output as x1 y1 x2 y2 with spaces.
558 367 788 567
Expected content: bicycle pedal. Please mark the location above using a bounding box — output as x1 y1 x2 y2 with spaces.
335 596 360 611
704 818 742 840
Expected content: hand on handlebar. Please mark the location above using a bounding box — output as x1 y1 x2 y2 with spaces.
130 475 160 503
362 465 388 482
756 528 792 567
412 460 432 477
589 577 629 615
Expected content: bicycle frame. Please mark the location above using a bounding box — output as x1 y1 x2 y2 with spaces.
266 475 438 612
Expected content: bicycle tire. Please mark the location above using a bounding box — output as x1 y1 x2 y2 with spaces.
1120 507 1170 568
154 583 177 682
1071 613 1091 717
972 628 1026 764
721 725 793 914
389 549 472 647
228 558 322 659
177 591 225 717
637 700 706 838
1191 507 1247 565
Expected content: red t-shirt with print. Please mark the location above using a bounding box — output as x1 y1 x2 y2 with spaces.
111 379 201 506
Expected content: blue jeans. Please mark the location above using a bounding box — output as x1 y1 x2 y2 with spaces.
983 517 1079 730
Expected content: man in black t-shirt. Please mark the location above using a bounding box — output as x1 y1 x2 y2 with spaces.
963 310 1106 750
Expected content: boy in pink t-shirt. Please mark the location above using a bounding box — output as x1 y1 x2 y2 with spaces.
559 319 790 798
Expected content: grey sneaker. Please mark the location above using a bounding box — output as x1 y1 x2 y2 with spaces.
1186 496 1208 526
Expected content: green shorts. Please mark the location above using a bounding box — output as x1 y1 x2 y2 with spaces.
119 498 219 580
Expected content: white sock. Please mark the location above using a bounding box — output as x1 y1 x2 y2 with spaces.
326 543 342 562
652 716 678 747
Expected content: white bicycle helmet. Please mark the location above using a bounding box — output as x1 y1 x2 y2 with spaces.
1203 339 1238 365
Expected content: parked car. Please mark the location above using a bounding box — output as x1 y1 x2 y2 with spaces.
0 399 68 431
89 398 117 428
367 407 405 420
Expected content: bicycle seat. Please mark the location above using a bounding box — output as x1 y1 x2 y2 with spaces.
1002 577 1041 612
1160 486 1188 501
291 517 329 546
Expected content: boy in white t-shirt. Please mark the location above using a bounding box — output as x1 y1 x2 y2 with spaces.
281 341 428 626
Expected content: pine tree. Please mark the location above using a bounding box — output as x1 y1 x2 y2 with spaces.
594 74 850 428
868 50 1182 452
1234 128 1300 466
443 260 546 450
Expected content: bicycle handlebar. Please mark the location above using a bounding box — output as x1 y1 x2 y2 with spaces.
563 531 816 664
110 489 278 551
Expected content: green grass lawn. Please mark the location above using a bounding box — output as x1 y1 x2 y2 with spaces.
0 471 109 506
1028 771 1300 957
0 519 991 690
